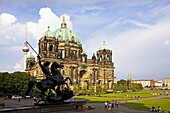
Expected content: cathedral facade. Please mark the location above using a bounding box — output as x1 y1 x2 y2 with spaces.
26 16 115 92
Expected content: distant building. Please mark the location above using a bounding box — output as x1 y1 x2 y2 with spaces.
154 81 163 87
164 78 170 87
131 79 163 87
131 79 155 87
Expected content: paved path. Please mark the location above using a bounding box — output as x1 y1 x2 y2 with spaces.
4 98 34 108
69 103 151 113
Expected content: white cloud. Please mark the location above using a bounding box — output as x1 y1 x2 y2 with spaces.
0 13 25 46
113 18 170 79
84 15 170 80
0 7 73 73
164 40 170 46
0 13 17 26
27 7 73 41
127 19 151 28
14 58 24 71
0 58 24 72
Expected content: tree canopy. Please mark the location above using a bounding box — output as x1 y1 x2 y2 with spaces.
0 71 36 96
114 79 143 92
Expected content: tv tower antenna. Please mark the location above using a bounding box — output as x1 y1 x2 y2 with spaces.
23 24 29 54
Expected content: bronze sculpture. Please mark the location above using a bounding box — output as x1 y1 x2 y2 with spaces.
26 55 73 104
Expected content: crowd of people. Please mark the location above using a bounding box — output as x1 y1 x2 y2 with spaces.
104 100 119 110
104 100 161 112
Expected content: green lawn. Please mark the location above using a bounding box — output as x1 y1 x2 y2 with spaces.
75 90 166 102
123 97 170 111
75 95 126 103
75 89 170 111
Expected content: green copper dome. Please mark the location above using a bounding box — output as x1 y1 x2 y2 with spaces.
27 52 35 59
99 41 110 50
42 30 55 38
41 16 81 44
42 26 55 38
54 28 81 44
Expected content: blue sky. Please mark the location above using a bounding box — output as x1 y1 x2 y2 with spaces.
0 0 170 81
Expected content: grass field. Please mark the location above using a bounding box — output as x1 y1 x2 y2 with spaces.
76 89 166 102
123 96 170 111
75 89 170 111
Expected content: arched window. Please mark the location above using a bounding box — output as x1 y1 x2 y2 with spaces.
58 50 62 59
62 50 65 58
62 70 65 75
82 56 85 62
71 36 74 42
49 45 53 51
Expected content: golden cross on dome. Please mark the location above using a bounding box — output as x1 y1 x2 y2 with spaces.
62 15 66 23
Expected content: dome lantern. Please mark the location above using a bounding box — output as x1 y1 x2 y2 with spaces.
48 26 50 31
42 26 55 38
27 52 35 59
99 41 110 50
61 15 67 28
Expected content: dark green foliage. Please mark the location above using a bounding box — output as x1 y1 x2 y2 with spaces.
114 79 143 92
0 71 36 96
73 79 143 95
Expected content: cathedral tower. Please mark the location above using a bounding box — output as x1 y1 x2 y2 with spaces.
26 52 35 70
39 26 59 59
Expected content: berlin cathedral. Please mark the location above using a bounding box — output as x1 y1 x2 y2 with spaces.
25 15 115 92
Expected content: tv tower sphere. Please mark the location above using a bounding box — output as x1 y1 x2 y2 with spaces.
22 41 29 53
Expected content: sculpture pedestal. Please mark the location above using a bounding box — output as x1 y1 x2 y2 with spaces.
0 103 75 113
0 98 87 113
0 97 4 106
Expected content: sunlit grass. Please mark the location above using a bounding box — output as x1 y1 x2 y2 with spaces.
123 98 170 111
75 90 168 103
74 89 170 111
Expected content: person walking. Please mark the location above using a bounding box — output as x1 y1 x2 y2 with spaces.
115 100 119 107
104 101 108 109
108 102 112 110
111 100 114 109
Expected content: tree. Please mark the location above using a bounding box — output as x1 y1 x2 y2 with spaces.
117 79 127 85
0 71 36 96
114 79 143 92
